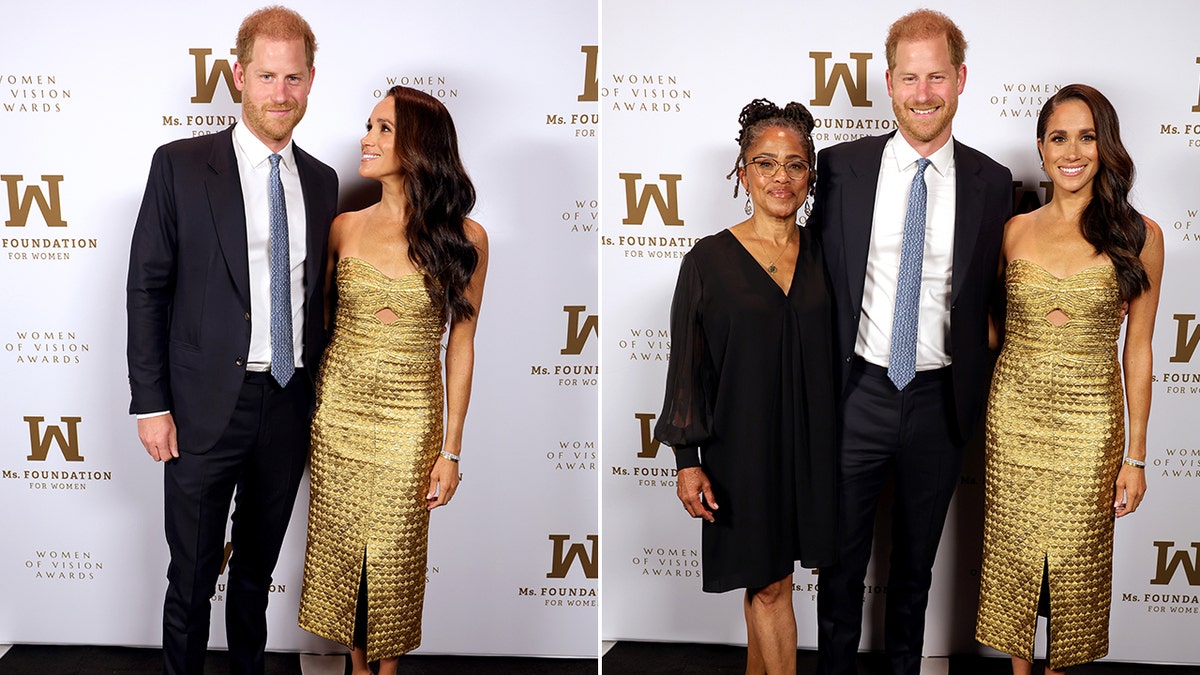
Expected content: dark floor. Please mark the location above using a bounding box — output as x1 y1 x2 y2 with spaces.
6 643 1197 674
602 641 1200 674
0 645 597 674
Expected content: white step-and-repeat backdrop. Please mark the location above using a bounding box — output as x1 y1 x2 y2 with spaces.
601 0 1200 665
0 0 597 658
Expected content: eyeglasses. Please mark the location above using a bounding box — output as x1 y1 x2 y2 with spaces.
746 157 811 180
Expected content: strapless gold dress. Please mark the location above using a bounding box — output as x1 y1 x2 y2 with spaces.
976 259 1124 670
299 256 444 660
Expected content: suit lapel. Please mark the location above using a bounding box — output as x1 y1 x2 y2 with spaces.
951 141 985 303
843 134 889 310
207 128 251 309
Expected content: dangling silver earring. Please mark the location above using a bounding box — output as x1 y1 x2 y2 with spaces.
744 196 753 216
798 196 813 226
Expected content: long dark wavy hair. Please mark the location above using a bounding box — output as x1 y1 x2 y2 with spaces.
726 98 817 198
388 85 479 323
1036 84 1148 301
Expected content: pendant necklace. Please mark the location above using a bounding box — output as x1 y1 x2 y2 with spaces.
756 230 794 275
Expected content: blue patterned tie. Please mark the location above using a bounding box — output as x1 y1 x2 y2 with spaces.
888 157 931 391
268 153 294 387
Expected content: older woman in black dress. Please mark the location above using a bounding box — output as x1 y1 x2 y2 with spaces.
655 99 837 675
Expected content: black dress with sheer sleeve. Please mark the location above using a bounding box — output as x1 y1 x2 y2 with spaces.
654 227 837 593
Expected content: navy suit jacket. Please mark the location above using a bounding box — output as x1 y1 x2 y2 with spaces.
811 131 1012 442
127 126 338 453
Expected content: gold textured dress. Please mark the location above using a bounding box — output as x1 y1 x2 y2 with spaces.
299 256 444 660
977 259 1124 670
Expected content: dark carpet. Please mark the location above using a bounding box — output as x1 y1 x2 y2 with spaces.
0 645 597 674
602 641 1200 674
7 642 1197 674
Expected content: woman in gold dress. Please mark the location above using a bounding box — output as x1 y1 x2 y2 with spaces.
298 85 488 675
976 84 1163 674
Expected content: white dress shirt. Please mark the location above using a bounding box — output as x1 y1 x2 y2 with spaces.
232 120 308 372
855 134 956 371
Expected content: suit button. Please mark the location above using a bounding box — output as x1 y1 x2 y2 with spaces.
845 356 852 363
235 358 244 366
244 312 251 321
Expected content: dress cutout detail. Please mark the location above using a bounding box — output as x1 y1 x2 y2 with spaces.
977 259 1124 669
300 256 444 661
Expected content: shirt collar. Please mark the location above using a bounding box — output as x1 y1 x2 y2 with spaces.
888 132 955 177
233 120 296 172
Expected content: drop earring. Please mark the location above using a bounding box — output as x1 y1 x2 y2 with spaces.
798 196 813 226
744 196 753 216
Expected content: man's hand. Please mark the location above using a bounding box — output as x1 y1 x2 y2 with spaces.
138 414 179 462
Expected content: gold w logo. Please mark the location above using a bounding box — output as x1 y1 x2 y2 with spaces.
218 542 234 575
635 413 661 459
24 416 83 462
190 48 241 104
1151 541 1200 585
1193 57 1200 113
810 51 873 107
547 534 598 579
578 45 598 102
3 175 67 227
619 173 684 226
561 305 598 355
1170 314 1200 363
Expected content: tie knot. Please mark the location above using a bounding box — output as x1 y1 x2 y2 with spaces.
915 157 931 175
269 153 282 168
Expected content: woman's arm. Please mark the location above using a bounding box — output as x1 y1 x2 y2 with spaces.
1114 216 1164 518
652 251 718 521
427 219 489 510
323 213 349 330
989 215 1020 351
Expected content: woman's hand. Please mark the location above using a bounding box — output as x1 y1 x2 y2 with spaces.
426 455 461 510
676 467 718 522
1113 463 1146 518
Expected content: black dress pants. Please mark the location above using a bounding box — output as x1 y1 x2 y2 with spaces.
817 360 965 675
161 370 310 675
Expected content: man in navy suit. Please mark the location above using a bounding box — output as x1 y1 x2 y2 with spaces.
812 10 1012 675
126 7 337 674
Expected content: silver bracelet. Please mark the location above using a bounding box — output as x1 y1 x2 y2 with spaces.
1122 456 1145 469
439 450 460 463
